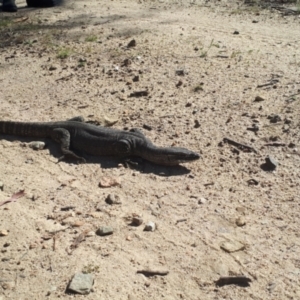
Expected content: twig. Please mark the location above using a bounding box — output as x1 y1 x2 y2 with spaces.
66 229 89 255
257 79 279 88
176 218 187 224
159 114 174 118
264 142 286 147
46 226 70 235
215 55 229 58
53 236 56 251
215 276 252 287
55 74 73 81
0 190 25 207
223 138 257 154
137 269 169 277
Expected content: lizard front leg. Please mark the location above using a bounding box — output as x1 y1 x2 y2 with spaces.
50 128 86 163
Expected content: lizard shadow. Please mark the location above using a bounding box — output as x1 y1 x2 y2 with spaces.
2 136 191 177
85 155 192 177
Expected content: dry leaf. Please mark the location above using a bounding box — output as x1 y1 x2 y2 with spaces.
99 177 121 188
0 190 25 207
13 17 29 23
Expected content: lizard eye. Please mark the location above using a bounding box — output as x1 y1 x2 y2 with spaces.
116 140 131 154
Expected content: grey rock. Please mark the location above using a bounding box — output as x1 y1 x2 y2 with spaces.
220 240 245 253
194 120 201 128
127 39 136 48
105 194 122 205
144 221 156 232
68 273 94 295
261 156 278 171
96 226 113 236
254 95 265 102
212 262 229 276
131 216 143 226
282 124 290 132
198 197 207 204
28 141 45 150
49 65 58 71
267 114 281 123
265 156 278 170
46 286 57 296
175 69 185 76
236 217 246 227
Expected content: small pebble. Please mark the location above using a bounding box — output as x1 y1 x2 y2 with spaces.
67 273 94 295
46 286 57 296
127 39 136 48
29 243 38 249
0 181 3 191
267 114 281 123
236 217 246 227
131 216 143 226
194 120 201 128
28 141 45 150
254 95 265 102
72 220 85 227
96 226 113 236
220 240 245 253
265 156 278 170
144 221 156 232
282 124 289 132
49 65 58 71
105 194 122 205
175 69 185 76
198 197 207 204
236 207 246 214
86 231 95 237
0 230 8 236
142 124 152 131
133 75 139 82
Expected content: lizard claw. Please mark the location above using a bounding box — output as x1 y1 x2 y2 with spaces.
57 154 86 164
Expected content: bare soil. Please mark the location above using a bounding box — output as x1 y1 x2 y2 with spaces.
1 0 300 299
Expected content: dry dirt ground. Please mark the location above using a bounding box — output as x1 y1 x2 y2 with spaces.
1 0 300 299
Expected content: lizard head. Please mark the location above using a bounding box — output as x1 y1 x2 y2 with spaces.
137 145 200 166
153 147 200 166
116 137 200 166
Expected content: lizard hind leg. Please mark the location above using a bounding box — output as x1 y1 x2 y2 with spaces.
50 128 86 163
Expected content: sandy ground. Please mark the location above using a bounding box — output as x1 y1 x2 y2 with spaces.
1 0 300 299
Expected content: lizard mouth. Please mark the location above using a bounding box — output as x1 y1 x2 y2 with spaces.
168 151 200 165
145 147 200 166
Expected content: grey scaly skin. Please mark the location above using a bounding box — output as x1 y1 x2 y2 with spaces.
0 117 200 166
2 0 64 12
2 0 17 12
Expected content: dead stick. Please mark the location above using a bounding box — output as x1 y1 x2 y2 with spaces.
223 138 258 154
176 218 187 224
137 269 169 277
264 142 286 147
53 236 56 251
257 79 279 88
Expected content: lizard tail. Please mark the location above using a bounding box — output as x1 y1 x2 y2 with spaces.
0 121 50 137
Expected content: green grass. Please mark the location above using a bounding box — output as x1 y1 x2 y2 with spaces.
57 47 71 59
200 39 215 58
85 35 97 42
193 83 204 92
0 18 12 29
78 58 86 68
82 264 100 274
